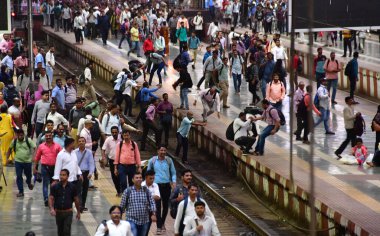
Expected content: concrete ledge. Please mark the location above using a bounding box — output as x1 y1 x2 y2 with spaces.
42 27 375 236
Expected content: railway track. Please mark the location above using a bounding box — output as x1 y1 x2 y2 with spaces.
54 53 304 236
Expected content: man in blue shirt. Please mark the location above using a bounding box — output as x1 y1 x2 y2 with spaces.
75 137 95 212
1 50 14 78
52 78 66 113
147 145 177 233
188 32 200 69
260 52 275 98
34 48 46 69
348 52 359 104
135 82 161 125
175 112 205 164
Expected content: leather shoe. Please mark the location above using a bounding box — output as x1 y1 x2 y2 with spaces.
325 131 335 135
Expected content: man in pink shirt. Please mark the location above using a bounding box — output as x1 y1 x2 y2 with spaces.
265 73 286 109
114 129 141 192
323 52 341 104
141 98 162 151
33 131 62 206
14 52 28 77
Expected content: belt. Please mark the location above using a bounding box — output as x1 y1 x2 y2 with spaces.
55 208 73 212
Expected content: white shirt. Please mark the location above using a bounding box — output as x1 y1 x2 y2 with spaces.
45 50 55 67
77 115 103 136
80 127 92 149
64 84 77 103
233 118 253 140
271 45 288 62
53 149 82 182
198 89 221 113
174 197 216 234
84 67 92 81
120 11 131 24
101 113 121 135
192 15 203 30
142 181 161 198
39 74 51 90
62 7 71 19
45 111 69 128
94 220 133 236
102 135 121 160
122 79 138 96
74 16 84 29
184 215 221 236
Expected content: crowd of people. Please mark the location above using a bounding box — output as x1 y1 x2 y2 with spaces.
1 0 380 235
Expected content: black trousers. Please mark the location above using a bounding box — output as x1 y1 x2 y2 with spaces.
336 128 356 155
343 38 352 56
170 28 177 44
108 158 121 194
79 170 90 208
235 136 256 152
376 132 380 152
74 28 82 43
248 80 260 104
160 122 171 146
101 30 108 45
349 78 357 99
295 114 304 138
196 30 203 41
26 104 34 137
197 75 205 88
233 13 239 28
302 115 310 141
123 94 133 116
156 183 171 229
55 211 73 236
115 90 124 106
141 120 162 150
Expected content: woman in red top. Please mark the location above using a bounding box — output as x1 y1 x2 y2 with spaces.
143 33 154 73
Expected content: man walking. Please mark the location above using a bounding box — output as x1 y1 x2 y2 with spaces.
68 98 86 145
230 49 245 94
314 78 335 135
184 201 221 236
147 145 177 233
75 137 95 212
176 22 188 53
128 23 141 57
347 52 359 104
157 94 173 147
141 98 162 151
6 129 36 197
188 32 201 70
293 81 305 140
335 97 359 159
49 169 81 236
192 12 204 41
119 172 157 236
45 46 55 85
314 47 326 88
203 50 223 88
95 206 133 236
114 129 141 192
324 52 341 104
31 90 51 138
34 131 62 206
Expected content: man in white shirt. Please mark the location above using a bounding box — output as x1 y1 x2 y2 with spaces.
38 67 52 91
142 170 161 234
79 119 94 149
192 12 204 41
234 112 257 154
95 206 133 236
53 138 82 183
232 0 241 28
184 201 221 236
271 39 288 67
101 104 122 135
202 50 223 88
122 78 139 116
45 103 69 129
45 46 55 84
193 87 221 122
174 184 215 236
101 126 122 196
82 61 97 103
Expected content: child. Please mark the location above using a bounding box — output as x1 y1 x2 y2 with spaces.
352 138 368 165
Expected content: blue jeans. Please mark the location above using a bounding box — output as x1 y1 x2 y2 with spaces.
46 66 54 84
270 101 282 110
15 161 32 194
255 125 275 155
327 79 338 102
118 164 136 193
41 165 55 201
180 88 189 109
149 62 164 85
315 72 325 88
175 132 189 162
314 107 331 132
128 221 150 236
129 41 141 56
232 73 242 93
261 80 268 98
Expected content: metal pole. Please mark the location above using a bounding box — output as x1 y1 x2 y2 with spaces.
306 0 316 234
27 0 34 81
288 0 295 190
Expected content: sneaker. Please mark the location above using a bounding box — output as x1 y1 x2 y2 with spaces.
156 229 162 235
162 225 166 232
28 184 34 190
296 137 302 141
17 193 24 197
118 47 122 49
325 131 335 135
44 200 48 207
334 152 342 160
303 140 311 144
332 100 337 104
192 65 195 69
164 72 167 76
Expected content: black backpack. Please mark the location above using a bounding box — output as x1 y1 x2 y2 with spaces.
297 94 309 117
269 107 286 126
90 117 101 141
226 120 241 141
4 85 20 107
354 114 366 137
297 57 303 73
12 137 32 153
173 53 183 70
344 60 353 77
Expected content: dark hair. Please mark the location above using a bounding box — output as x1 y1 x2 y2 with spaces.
0 104 8 113
353 51 359 58
145 170 155 177
133 172 142 178
239 112 245 117
41 90 49 96
16 129 25 134
111 126 119 132
306 85 312 93
262 99 270 105
345 96 352 103
188 183 199 190
56 78 61 83
64 137 75 148
194 201 205 207
46 119 54 125
109 104 118 110
61 169 70 176
85 107 92 114
181 169 192 176
355 138 363 144
25 232 36 236
157 144 167 150
109 205 122 214
75 98 83 104
162 93 168 98
121 129 130 134
150 98 158 104
86 61 94 67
